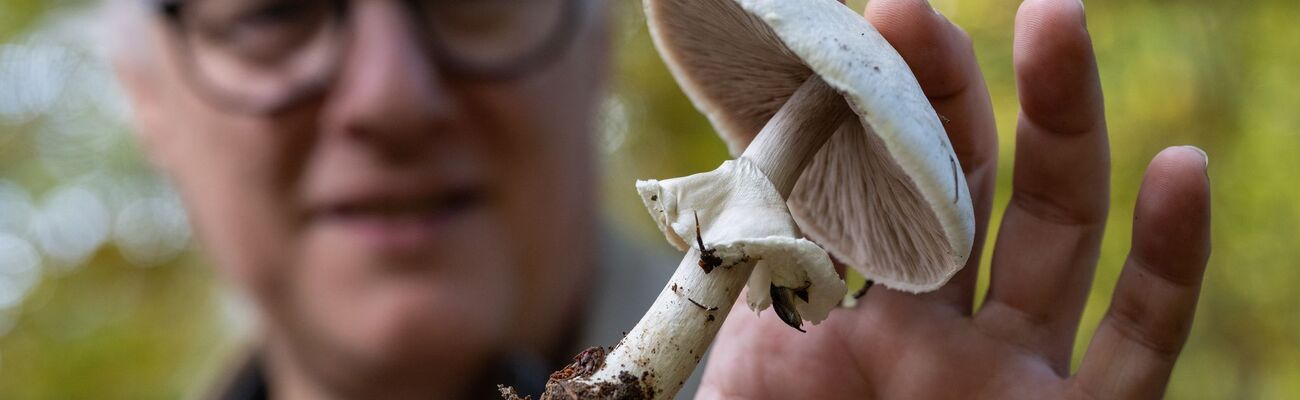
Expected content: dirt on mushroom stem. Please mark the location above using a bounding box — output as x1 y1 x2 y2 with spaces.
501 248 753 399
498 347 658 400
695 211 724 273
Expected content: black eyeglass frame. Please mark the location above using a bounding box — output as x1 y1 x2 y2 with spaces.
153 0 587 115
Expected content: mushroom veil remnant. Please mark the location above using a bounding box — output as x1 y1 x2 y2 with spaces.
505 0 976 398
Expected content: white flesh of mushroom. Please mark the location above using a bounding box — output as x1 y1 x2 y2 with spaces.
554 77 851 399
653 0 977 292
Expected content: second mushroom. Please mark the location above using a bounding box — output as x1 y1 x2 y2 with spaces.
514 0 976 398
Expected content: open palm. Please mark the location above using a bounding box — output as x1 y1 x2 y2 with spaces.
699 0 1212 398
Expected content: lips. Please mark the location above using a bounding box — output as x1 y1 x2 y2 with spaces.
325 187 486 219
309 185 491 253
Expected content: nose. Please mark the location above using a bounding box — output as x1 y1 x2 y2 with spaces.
322 2 454 161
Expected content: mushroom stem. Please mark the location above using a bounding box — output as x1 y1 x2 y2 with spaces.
742 75 854 198
575 248 755 398
516 76 851 400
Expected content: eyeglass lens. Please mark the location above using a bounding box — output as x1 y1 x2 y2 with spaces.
163 0 577 113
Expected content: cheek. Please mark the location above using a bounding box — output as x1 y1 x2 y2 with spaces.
462 69 601 344
145 94 318 314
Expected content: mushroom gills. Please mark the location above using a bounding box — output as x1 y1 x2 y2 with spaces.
741 75 854 197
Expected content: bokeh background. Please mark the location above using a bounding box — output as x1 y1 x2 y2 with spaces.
0 0 1296 398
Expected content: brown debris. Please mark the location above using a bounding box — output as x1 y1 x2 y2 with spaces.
672 282 719 313
685 297 719 312
539 371 658 400
499 385 531 400
550 346 607 381
694 211 724 273
770 284 806 333
501 347 658 400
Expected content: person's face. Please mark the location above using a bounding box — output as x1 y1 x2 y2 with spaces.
116 0 608 381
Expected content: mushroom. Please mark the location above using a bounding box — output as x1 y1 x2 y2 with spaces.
507 0 975 398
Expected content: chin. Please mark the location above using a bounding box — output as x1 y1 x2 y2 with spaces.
348 280 510 368
285 223 521 379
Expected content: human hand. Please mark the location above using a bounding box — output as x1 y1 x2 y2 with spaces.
697 0 1212 398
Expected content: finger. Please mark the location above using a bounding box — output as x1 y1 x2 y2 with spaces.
980 0 1107 370
1074 147 1211 399
866 0 998 314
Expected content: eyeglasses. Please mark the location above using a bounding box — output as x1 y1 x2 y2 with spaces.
154 0 585 115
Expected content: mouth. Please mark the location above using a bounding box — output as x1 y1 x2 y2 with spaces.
310 186 491 252
326 187 486 219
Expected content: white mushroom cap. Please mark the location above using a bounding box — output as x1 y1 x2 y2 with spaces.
638 159 846 323
647 0 976 292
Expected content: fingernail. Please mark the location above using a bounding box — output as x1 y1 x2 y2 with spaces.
1076 0 1089 29
1182 145 1209 172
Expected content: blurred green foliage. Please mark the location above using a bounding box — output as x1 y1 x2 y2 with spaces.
1 0 1298 398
